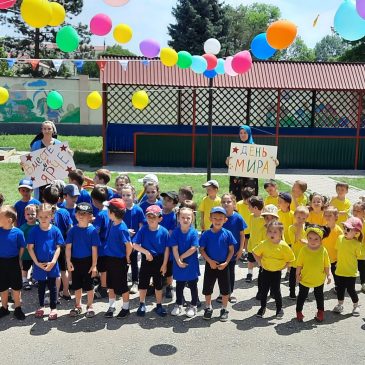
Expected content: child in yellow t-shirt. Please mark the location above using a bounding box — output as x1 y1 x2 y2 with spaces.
352 201 365 292
333 217 363 316
198 180 221 232
288 206 309 299
278 192 294 243
330 182 351 225
253 221 295 318
307 193 326 226
295 225 331 322
264 179 279 208
290 180 308 212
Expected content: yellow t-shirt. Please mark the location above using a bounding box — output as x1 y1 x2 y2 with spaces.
329 197 351 224
252 239 295 272
307 211 326 226
322 225 343 263
198 196 221 230
236 200 250 234
247 214 265 253
290 194 307 212
360 224 365 260
278 209 294 243
287 224 306 268
264 195 279 208
335 235 362 277
296 246 330 288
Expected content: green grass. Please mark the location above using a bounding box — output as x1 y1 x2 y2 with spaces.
332 177 365 190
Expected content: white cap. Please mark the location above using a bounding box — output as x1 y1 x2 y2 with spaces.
138 174 158 185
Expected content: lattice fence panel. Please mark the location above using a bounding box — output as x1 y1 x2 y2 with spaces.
279 90 312 127
250 89 278 127
179 88 194 125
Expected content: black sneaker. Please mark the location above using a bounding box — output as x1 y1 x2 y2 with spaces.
13 307 25 320
165 285 173 299
203 308 213 320
219 308 229 322
276 308 284 318
104 307 116 318
245 273 253 283
256 307 266 318
116 308 130 319
0 306 10 318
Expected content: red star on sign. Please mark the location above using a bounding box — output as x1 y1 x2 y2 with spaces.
232 147 239 153
66 166 73 173
26 154 32 161
60 145 67 151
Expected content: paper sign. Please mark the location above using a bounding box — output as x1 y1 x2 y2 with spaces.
21 142 76 189
228 143 278 179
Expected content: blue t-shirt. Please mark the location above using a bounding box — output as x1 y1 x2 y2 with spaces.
61 205 77 226
223 212 247 260
93 208 110 257
0 227 26 258
77 189 92 205
14 198 41 227
124 204 145 233
104 221 131 259
160 211 177 232
199 228 237 263
139 199 163 214
168 226 200 281
66 225 100 259
133 225 170 257
53 208 72 239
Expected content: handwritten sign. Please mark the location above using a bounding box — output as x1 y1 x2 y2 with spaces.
228 143 278 179
21 142 76 189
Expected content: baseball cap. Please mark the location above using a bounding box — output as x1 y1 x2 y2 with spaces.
146 205 163 216
51 180 66 195
279 192 292 204
264 179 277 189
161 191 179 204
202 180 219 189
138 174 158 185
103 198 126 210
343 217 363 232
18 179 33 190
63 184 80 197
210 206 227 216
261 204 279 218
75 202 93 214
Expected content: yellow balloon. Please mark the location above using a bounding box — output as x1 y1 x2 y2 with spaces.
21 0 52 28
160 47 178 67
48 2 66 27
132 90 149 110
113 23 133 44
87 91 102 110
0 87 9 105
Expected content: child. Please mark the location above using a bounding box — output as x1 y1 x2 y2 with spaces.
19 204 39 290
198 180 221 232
253 221 295 318
169 207 200 317
14 179 40 227
139 181 163 214
137 174 159 203
307 193 326 226
93 169 114 200
290 180 308 212
333 217 363 316
330 182 351 224
180 199 198 230
296 224 331 322
27 203 64 320
264 179 279 207
199 207 236 322
133 205 170 317
66 203 99 318
287 206 309 299
352 202 365 292
62 184 80 225
68 169 92 205
114 174 131 198
178 186 194 205
278 192 294 243
0 206 26 320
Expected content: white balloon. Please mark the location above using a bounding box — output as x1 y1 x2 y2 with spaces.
204 38 221 55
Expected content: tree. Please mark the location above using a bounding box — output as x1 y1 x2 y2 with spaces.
168 0 228 55
276 36 315 62
314 34 351 62
337 42 365 62
0 46 14 76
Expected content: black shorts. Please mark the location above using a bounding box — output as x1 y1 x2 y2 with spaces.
202 262 230 296
105 256 129 295
165 260 173 278
139 255 164 291
247 252 256 263
71 257 94 292
0 257 22 292
97 256 107 273
22 259 33 272
57 247 67 272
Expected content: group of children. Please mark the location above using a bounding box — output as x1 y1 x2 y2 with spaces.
0 170 364 323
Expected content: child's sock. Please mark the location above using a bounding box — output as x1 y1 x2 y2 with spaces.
248 269 253 275
108 299 116 308
122 301 129 310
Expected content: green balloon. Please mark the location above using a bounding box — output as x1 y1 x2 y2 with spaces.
47 91 63 110
56 26 79 53
177 51 192 69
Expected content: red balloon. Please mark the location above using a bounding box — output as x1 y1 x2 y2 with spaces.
202 54 218 71
231 51 252 74
0 0 16 9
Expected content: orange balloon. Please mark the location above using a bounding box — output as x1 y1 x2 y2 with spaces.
266 20 297 50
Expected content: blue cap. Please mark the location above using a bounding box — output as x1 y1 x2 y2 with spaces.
18 179 33 189
63 184 80 197
210 207 227 216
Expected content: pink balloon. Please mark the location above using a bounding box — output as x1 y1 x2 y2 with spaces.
139 39 160 58
103 0 129 6
90 14 112 36
357 0 365 19
224 56 238 77
231 51 252 74
0 0 16 9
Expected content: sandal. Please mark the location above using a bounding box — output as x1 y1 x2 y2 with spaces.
69 307 82 317
48 310 58 321
35 308 44 318
85 306 95 318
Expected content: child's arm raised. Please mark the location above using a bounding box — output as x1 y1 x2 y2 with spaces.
199 247 218 269
88 246 98 278
218 244 234 270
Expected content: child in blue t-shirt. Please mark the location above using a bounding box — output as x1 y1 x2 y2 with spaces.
68 169 92 205
61 184 80 225
199 207 236 322
169 207 200 318
139 182 163 214
0 205 26 320
133 205 170 317
27 203 64 320
66 203 100 318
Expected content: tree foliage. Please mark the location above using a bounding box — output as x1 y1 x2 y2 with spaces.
276 36 315 62
314 34 351 62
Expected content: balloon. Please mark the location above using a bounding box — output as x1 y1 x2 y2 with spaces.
224 56 238 77
203 69 217 79
160 47 178 67
47 91 63 110
90 13 112 36
0 0 16 10
202 54 218 71
87 91 102 110
56 26 79 52
0 87 9 105
267 20 297 50
113 23 133 44
357 0 365 19
232 51 252 74
251 33 276 60
191 55 208 74
104 0 129 6
20 0 52 28
132 90 149 110
48 2 66 27
177 51 192 69
204 38 221 55
335 0 365 41
139 39 160 58
214 58 225 75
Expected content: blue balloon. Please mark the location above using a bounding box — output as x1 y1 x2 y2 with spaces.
191 55 208 74
215 58 225 75
204 69 217 79
334 0 365 41
251 33 276 60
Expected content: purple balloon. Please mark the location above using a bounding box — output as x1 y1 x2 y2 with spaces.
357 0 365 19
139 39 160 58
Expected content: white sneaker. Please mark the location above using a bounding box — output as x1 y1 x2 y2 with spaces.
186 305 197 318
333 304 344 313
129 282 138 294
361 284 365 293
352 305 361 316
171 305 182 316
